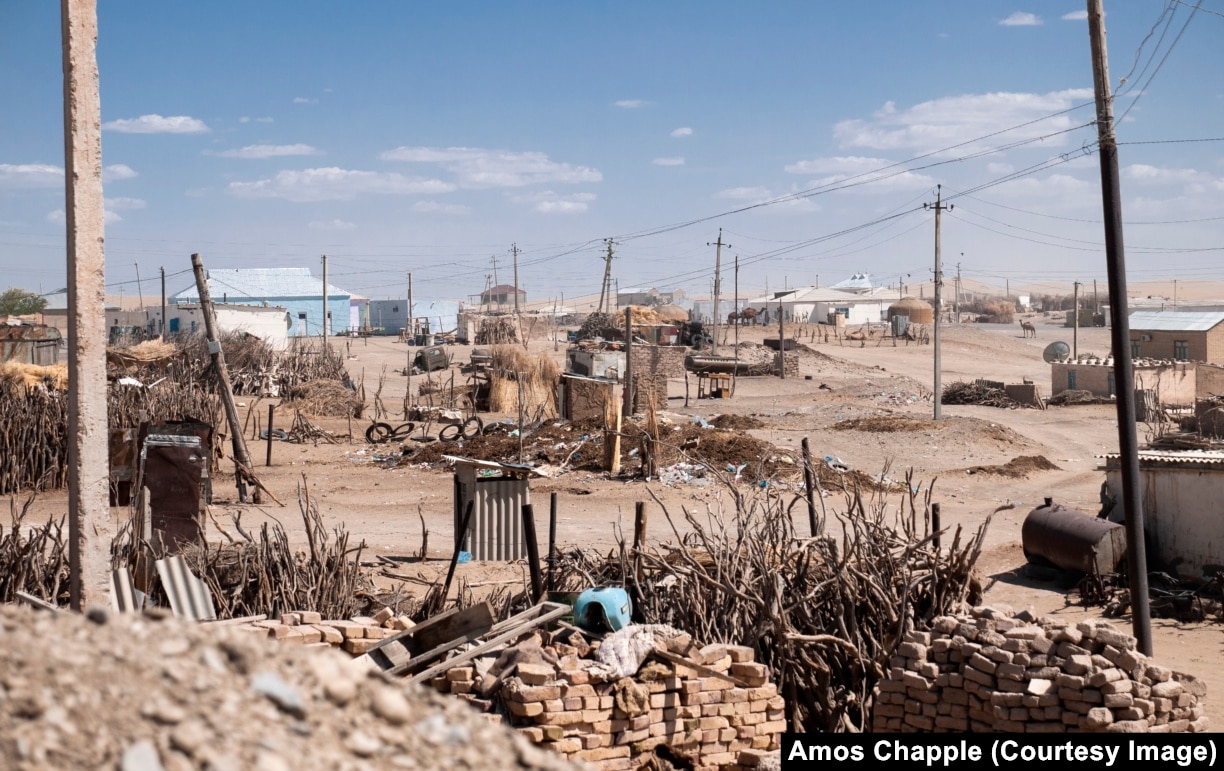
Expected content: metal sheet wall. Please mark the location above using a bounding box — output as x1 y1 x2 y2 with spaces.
454 468 530 561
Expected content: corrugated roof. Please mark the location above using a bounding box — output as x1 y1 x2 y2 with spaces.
783 286 884 304
1128 310 1224 332
1100 449 1224 467
172 268 350 302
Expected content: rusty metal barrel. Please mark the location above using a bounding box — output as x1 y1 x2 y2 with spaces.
1021 497 1127 575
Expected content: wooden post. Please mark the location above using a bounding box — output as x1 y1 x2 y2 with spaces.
932 502 941 552
442 499 475 603
265 404 275 466
521 503 543 602
801 437 819 537
622 307 634 418
63 0 113 610
778 300 786 379
192 253 260 503
547 492 558 593
633 501 647 551
604 392 622 475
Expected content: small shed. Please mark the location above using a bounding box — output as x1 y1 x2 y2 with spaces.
887 297 934 325
448 456 543 561
0 321 62 365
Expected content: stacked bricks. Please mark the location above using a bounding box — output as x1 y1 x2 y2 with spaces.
774 353 799 378
430 639 783 771
629 345 685 415
872 606 1209 733
233 606 414 655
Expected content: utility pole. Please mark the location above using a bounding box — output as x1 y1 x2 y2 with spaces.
160 266 166 340
1173 279 1178 311
512 242 520 316
925 185 951 420
1094 279 1100 314
407 272 413 403
135 261 144 311
321 254 329 352
63 0 111 611
707 229 729 355
1073 281 1081 360
491 255 500 310
597 238 615 314
956 257 963 324
1088 0 1151 655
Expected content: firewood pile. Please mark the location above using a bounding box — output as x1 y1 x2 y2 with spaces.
0 494 68 604
476 317 519 345
1047 388 1110 406
940 381 1022 408
0 387 68 494
550 476 990 732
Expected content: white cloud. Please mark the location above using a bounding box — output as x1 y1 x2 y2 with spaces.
784 156 892 175
103 164 138 182
509 191 596 214
987 161 1015 175
783 156 932 191
614 100 645 109
381 146 602 188
308 219 356 231
105 196 146 211
999 12 1042 26
0 163 62 188
47 208 123 224
714 186 773 201
102 114 210 134
412 201 472 215
239 117 250 124
652 157 685 167
215 144 322 159
1062 10 1088 21
228 167 456 202
1125 164 1224 192
833 89 1093 153
670 127 693 138
256 117 274 123
293 97 317 104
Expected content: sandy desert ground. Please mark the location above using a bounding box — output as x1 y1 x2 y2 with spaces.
20 311 1224 727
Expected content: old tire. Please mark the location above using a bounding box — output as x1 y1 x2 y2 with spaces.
365 422 393 444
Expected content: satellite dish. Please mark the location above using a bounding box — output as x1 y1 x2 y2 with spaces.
1042 341 1071 363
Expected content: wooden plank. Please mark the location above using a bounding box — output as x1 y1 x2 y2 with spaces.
363 602 494 672
16 591 59 613
412 602 494 652
406 602 570 685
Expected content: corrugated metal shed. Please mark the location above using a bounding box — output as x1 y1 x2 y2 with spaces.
0 323 62 365
1128 310 1224 333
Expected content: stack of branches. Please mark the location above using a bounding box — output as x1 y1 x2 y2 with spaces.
1046 388 1106 406
475 317 519 345
940 381 1022 408
576 312 621 341
282 379 363 418
163 333 350 396
551 470 990 733
0 388 68 494
113 478 374 620
487 344 559 418
108 382 222 431
287 410 341 444
0 493 69 604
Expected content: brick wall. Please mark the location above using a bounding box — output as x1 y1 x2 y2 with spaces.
630 345 687 379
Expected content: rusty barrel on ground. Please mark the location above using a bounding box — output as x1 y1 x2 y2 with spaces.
1021 497 1126 575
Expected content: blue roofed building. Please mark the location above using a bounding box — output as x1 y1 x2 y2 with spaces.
171 267 351 337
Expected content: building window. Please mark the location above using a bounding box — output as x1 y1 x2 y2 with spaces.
1068 371 1077 390
1174 340 1189 360
1131 341 1141 358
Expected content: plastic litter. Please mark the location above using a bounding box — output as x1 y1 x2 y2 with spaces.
457 551 472 564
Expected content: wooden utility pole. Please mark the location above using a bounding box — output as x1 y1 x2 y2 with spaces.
623 308 634 418
777 300 785 379
956 258 963 324
407 271 413 406
192 253 261 504
321 254 329 352
733 256 740 392
62 0 112 611
1087 0 1151 655
707 229 729 354
925 185 952 420
512 242 520 316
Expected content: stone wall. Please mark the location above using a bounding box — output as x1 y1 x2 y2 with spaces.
872 607 1208 733
774 353 798 378
629 345 687 379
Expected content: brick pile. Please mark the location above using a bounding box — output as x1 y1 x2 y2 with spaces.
872 607 1209 733
774 352 798 377
428 633 784 771
233 606 412 655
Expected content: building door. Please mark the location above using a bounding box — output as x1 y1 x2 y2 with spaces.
297 312 308 336
169 318 179 333
1068 371 1077 390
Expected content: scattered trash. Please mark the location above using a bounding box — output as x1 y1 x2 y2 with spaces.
457 551 472 564
825 456 850 473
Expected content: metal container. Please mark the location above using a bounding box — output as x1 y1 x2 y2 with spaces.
891 314 910 338
1021 497 1126 575
453 461 532 561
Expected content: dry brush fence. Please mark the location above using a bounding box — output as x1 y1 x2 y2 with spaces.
551 470 990 733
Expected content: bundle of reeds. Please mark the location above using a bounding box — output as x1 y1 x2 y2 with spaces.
0 362 68 394
486 345 559 418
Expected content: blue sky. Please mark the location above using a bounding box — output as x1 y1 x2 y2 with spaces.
1 2 1222 306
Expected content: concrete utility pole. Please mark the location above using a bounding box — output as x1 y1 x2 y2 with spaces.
925 185 952 420
597 238 615 314
407 272 413 400
62 0 112 611
1087 0 1151 655
491 255 500 310
956 257 963 324
512 242 520 315
1073 281 1081 360
160 266 166 339
707 229 730 355
321 254 329 351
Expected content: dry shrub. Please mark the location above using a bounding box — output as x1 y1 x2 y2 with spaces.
486 346 559 418
284 379 364 418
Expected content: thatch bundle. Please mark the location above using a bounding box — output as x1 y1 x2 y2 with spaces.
486 345 559 418
284 379 364 418
0 362 68 394
106 339 181 370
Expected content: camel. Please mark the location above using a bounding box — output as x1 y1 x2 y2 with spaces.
728 307 758 326
1020 320 1037 338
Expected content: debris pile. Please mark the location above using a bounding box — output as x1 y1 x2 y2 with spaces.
0 605 576 770
873 607 1209 733
1047 389 1110 406
941 381 1024 409
964 455 1060 478
834 415 941 433
284 379 363 418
